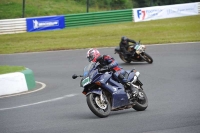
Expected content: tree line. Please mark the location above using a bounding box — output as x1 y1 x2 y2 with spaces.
75 0 199 9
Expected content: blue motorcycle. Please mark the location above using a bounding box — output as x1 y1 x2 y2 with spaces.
72 62 148 118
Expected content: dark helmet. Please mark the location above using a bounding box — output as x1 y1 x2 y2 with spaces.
121 36 128 44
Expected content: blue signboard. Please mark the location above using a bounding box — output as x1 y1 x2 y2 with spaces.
26 15 65 32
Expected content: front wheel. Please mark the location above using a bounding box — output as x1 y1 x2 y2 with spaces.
140 52 153 64
132 89 148 111
87 93 111 118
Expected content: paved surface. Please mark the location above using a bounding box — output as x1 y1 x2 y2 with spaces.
0 43 200 133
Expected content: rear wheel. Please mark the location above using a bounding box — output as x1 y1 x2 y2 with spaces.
132 89 148 111
87 93 111 118
119 54 131 63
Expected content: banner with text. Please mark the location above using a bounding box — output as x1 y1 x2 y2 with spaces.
133 2 198 22
26 15 65 32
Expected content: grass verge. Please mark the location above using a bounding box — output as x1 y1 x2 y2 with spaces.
0 15 200 54
0 66 26 75
0 0 108 19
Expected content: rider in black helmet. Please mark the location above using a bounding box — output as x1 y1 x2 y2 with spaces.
119 36 137 60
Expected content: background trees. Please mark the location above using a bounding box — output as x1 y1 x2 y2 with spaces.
0 0 199 19
75 0 200 9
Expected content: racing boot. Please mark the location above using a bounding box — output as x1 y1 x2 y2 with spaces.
118 74 137 100
118 74 130 90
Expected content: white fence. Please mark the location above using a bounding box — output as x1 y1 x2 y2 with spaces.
198 2 200 13
0 18 26 35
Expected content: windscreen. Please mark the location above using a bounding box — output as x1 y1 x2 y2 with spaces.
83 62 96 77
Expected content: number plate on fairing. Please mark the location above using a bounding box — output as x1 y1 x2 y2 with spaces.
81 77 91 87
134 44 141 50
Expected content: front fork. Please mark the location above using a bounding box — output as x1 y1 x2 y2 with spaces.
86 88 105 104
139 52 147 61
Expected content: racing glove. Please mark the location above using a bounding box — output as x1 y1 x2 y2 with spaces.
102 65 110 70
99 65 110 73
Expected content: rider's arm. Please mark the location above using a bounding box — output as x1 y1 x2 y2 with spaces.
127 38 137 44
104 55 118 69
127 39 137 52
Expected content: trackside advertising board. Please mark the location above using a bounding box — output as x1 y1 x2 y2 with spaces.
133 2 198 22
26 15 65 32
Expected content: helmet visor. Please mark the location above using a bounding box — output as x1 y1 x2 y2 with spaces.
87 54 94 62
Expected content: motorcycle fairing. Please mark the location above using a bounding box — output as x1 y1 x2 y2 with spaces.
125 71 135 81
86 88 102 96
100 75 129 109
114 46 145 62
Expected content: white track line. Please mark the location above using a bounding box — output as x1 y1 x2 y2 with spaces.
0 94 78 111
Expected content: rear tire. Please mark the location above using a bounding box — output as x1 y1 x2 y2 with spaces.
132 89 148 111
119 54 131 63
87 93 111 118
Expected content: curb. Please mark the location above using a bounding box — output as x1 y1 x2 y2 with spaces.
0 68 36 96
21 69 36 91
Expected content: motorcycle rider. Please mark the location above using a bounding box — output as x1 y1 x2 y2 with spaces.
86 48 138 98
119 36 137 60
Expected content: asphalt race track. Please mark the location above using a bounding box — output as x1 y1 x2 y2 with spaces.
0 42 200 133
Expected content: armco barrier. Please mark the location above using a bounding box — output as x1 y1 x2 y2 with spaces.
65 9 133 27
0 68 36 96
0 18 26 35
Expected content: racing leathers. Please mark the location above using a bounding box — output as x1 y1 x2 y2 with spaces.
96 55 128 84
96 54 139 99
119 38 137 60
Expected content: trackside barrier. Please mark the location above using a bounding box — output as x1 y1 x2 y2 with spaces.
26 15 65 32
0 18 26 35
198 2 200 13
133 2 199 22
0 68 36 96
64 9 132 28
0 2 199 34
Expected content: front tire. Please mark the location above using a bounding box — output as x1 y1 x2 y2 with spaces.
132 89 148 111
87 93 111 118
140 52 153 64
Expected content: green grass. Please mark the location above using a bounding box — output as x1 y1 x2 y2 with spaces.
0 15 200 54
0 66 26 74
0 0 108 19
1 1 199 75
